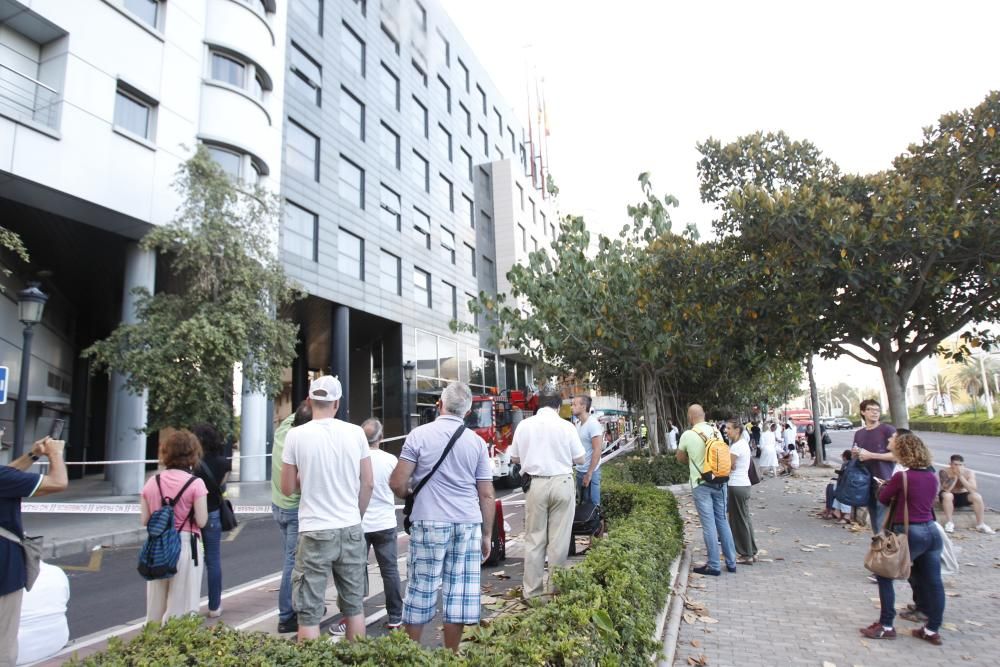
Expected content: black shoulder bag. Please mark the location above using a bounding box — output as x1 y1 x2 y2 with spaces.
198 461 238 532
403 425 465 534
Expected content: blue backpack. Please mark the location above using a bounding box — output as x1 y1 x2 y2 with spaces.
834 458 872 508
138 474 197 580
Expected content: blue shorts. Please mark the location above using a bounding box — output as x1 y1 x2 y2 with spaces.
403 521 482 625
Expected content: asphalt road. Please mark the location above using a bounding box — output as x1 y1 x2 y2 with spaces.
824 429 1000 508
52 484 525 641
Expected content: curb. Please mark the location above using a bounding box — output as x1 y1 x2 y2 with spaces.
657 545 691 667
43 527 147 560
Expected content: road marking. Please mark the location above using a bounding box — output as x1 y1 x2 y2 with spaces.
59 547 103 573
933 462 1000 480
223 522 247 542
981 453 1000 458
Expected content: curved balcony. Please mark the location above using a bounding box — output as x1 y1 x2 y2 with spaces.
204 0 279 79
198 81 276 168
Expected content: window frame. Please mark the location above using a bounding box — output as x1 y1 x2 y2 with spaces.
286 119 320 181
113 82 156 140
337 227 365 280
338 155 366 209
283 199 319 262
341 21 367 78
338 86 366 141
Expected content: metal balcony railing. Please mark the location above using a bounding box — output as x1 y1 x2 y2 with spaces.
0 63 60 129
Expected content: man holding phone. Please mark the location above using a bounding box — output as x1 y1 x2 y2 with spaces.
1 435 68 667
852 399 896 535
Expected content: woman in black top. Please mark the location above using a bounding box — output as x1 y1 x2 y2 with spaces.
191 423 231 618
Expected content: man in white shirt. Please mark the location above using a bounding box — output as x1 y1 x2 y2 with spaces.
572 395 603 506
280 376 374 642
509 386 586 599
358 418 403 630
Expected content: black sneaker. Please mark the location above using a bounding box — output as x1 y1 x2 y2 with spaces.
726 565 737 573
693 564 721 576
278 616 298 633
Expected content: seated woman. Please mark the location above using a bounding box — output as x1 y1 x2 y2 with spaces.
821 450 854 522
778 443 800 475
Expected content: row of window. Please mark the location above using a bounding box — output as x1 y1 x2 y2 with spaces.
122 0 270 31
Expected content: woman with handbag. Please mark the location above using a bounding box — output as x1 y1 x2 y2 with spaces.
860 433 945 645
192 423 232 619
724 420 758 564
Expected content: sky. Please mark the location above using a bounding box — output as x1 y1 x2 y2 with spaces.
438 0 1000 391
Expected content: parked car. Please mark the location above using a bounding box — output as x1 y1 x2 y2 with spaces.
832 417 854 430
818 416 837 429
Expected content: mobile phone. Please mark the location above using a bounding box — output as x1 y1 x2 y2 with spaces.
48 418 65 440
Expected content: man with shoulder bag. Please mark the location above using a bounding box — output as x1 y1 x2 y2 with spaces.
1 437 68 667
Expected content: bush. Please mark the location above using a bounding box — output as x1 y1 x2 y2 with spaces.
909 413 1000 437
72 484 684 666
603 453 690 486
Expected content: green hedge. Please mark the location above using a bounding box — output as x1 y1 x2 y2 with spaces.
909 414 1000 437
72 483 683 666
603 453 690 486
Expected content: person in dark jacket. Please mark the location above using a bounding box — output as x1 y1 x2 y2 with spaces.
192 423 231 619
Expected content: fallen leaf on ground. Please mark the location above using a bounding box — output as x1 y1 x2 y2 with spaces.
860 639 870 649
822 662 836 667
800 547 815 552
814 543 831 547
683 611 697 624
687 655 709 666
481 596 499 604
941 622 959 631
690 639 701 648
803 572 813 576
775 557 785 561
965 620 984 627
698 616 719 624
946 591 960 597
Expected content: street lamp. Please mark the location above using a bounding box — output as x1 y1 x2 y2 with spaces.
403 360 415 434
14 282 49 458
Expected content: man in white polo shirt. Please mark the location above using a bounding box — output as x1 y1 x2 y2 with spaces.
509 386 586 599
280 375 374 642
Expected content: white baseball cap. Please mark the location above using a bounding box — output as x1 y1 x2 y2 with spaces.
309 375 342 402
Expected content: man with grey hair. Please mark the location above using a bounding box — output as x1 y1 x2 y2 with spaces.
281 375 374 642
389 381 495 652
510 386 586 598
359 418 403 630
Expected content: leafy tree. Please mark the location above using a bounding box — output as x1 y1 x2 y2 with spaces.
698 92 1000 428
0 226 28 278
85 146 300 437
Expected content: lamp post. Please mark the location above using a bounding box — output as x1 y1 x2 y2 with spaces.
403 360 415 434
13 282 49 458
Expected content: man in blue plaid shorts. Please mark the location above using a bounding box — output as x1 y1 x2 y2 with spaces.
390 382 495 652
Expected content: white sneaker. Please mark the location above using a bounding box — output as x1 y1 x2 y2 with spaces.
944 521 954 533
976 523 996 535
208 607 222 618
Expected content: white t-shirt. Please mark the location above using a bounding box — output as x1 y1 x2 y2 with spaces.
783 427 796 446
728 438 752 487
510 407 586 476
575 415 604 473
362 448 399 533
282 417 370 532
787 447 800 468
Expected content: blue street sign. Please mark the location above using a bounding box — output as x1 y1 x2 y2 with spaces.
0 365 7 405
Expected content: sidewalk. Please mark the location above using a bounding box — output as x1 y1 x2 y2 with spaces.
672 466 999 667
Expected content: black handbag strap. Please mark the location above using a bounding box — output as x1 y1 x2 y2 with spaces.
411 425 465 501
198 460 225 502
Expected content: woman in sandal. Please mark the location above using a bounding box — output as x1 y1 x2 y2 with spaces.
725 420 757 565
859 433 945 645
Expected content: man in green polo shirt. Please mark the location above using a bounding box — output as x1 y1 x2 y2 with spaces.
271 401 311 633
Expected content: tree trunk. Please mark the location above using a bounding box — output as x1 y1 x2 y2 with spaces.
878 357 911 429
807 356 825 465
642 371 661 455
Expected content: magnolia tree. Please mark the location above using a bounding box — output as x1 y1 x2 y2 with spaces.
85 146 300 437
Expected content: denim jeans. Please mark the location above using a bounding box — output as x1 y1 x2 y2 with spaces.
867 485 889 535
691 483 737 571
365 527 403 623
575 466 602 505
203 509 223 611
877 521 944 631
272 505 299 622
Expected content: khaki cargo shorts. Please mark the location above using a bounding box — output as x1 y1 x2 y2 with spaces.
292 524 366 625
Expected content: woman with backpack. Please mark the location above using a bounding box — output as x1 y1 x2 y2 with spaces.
192 423 231 619
140 430 208 624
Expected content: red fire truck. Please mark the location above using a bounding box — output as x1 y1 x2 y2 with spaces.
465 389 538 485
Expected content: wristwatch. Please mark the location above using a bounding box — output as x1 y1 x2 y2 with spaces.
30 454 40 462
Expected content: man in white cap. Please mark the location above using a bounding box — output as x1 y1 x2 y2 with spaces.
280 375 374 642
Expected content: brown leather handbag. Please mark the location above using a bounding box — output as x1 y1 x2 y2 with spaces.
864 472 911 580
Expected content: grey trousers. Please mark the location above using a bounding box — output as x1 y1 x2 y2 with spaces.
0 588 24 667
727 485 758 558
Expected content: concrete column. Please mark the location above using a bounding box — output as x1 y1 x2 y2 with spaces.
240 375 268 482
109 243 155 495
330 304 350 421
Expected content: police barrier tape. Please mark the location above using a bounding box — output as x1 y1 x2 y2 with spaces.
22 499 530 514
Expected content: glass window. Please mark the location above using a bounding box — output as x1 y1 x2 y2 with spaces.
341 23 365 77
484 351 498 388
292 0 324 34
287 120 319 180
520 143 528 172
381 122 400 169
481 211 492 236
463 195 474 228
380 249 401 294
532 237 538 253
416 329 437 378
412 150 429 192
493 108 502 135
414 267 431 308
438 174 453 212
411 96 428 138
413 1 427 31
518 224 527 252
437 30 450 67
352 0 366 15
494 145 504 160
338 228 363 279
508 127 516 153
413 207 430 248
381 22 400 54
531 199 537 224
461 148 472 181
516 183 524 210
465 293 478 326
338 156 364 208
380 63 400 110
339 87 365 140
437 75 451 113
437 124 452 162
114 88 152 138
211 52 245 87
412 59 427 87
476 84 487 115
439 335 458 379
459 103 471 136
290 43 322 106
466 346 484 386
284 200 317 260
482 255 494 280
457 57 469 92
440 226 455 264
478 125 488 157
124 0 158 27
466 243 476 276
479 167 492 199
206 145 242 180
380 184 401 230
